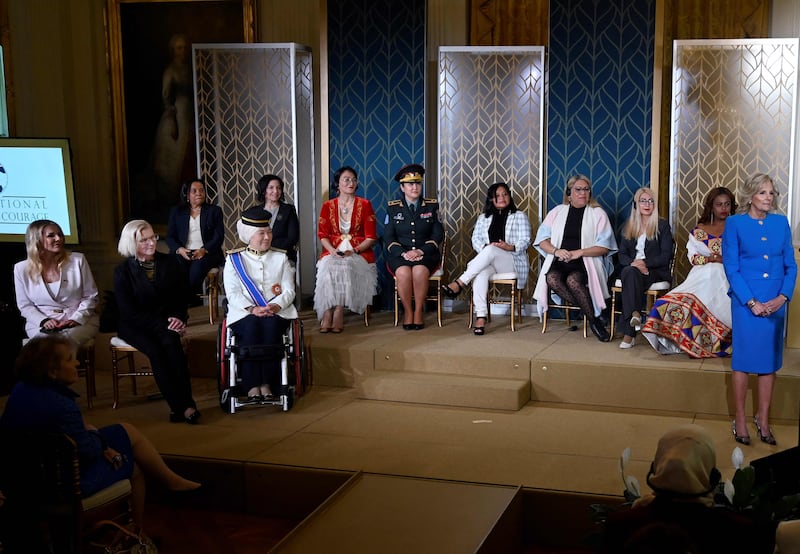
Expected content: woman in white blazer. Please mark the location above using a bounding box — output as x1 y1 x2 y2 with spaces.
14 220 99 346
442 182 531 335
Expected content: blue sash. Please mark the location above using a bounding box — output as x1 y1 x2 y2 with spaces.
229 251 269 307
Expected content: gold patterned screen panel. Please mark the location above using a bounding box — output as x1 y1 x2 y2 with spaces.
438 47 544 303
194 44 315 253
670 39 798 282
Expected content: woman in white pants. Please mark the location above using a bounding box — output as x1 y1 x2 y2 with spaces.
442 182 531 335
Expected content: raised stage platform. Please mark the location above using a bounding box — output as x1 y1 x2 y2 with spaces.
10 305 800 551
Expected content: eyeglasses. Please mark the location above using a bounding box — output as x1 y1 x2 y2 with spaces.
572 187 590 193
138 234 159 244
340 177 358 184
638 199 655 205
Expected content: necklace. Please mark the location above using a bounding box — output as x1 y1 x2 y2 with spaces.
339 199 354 215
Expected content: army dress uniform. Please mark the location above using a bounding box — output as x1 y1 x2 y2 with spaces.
384 197 444 273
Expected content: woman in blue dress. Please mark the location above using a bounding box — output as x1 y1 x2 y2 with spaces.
0 335 201 526
723 173 797 446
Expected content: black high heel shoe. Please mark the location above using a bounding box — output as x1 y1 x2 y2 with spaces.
732 420 750 445
753 415 776 445
441 282 463 299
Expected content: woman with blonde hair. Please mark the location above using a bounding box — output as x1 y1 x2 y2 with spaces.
13 220 99 346
616 187 673 349
114 219 200 424
723 173 796 446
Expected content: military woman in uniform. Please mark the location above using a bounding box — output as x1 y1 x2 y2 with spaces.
384 164 444 330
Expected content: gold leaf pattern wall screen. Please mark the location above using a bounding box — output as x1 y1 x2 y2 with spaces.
669 39 798 282
438 47 545 303
194 44 316 295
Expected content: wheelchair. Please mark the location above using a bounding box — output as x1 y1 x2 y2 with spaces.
216 316 308 414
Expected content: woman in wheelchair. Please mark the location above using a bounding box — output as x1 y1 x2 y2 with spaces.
224 207 298 401
1 335 201 527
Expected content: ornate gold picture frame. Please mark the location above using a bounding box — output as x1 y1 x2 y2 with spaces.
105 0 256 228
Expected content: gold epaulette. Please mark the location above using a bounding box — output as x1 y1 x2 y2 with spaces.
388 199 402 206
225 246 246 255
270 246 287 254
424 198 438 204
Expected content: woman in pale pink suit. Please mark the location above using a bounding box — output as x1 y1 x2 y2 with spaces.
14 220 99 346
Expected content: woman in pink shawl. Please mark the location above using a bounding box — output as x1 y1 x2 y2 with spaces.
533 174 617 341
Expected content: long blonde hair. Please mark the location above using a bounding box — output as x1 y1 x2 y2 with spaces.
24 220 70 282
622 187 660 240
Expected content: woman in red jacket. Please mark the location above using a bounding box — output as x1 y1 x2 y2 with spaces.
313 166 377 333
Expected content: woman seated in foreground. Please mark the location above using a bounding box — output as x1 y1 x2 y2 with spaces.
641 187 736 357
0 336 201 527
442 181 531 335
223 208 298 401
603 424 772 553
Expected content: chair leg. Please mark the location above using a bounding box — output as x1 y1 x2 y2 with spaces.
208 281 219 325
393 280 399 327
128 353 138 396
469 296 474 328
609 291 616 338
436 286 442 327
541 309 548 334
111 348 120 410
364 306 370 326
510 289 516 332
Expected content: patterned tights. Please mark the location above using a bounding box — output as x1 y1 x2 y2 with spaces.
545 267 595 320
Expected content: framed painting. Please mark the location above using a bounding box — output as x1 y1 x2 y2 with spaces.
106 0 256 228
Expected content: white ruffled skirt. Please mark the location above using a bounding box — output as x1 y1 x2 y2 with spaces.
313 254 377 320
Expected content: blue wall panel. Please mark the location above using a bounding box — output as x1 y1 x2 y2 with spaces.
328 0 426 308
547 0 655 231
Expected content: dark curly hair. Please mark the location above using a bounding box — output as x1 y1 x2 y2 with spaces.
698 187 737 225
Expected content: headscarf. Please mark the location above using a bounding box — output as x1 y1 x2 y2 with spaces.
634 424 720 508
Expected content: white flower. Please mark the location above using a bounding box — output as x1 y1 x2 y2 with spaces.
625 475 641 498
620 447 631 472
723 479 735 504
619 447 632 489
731 447 745 470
